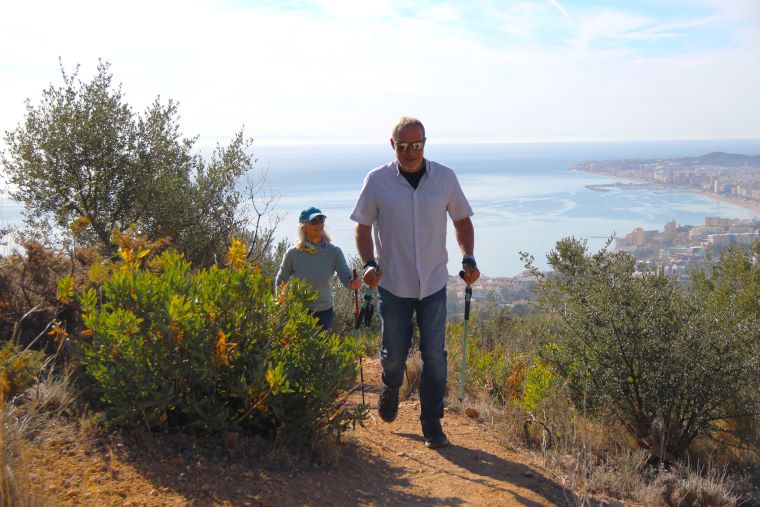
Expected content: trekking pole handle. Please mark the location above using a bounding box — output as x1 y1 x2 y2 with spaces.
459 271 472 321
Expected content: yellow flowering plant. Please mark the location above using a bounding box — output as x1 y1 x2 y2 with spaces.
79 240 365 442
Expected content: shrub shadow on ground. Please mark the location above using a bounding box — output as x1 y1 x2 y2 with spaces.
113 431 466 506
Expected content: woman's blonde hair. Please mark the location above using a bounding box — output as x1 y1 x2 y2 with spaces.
294 222 332 250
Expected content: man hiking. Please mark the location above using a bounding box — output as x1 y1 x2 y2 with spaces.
351 116 480 448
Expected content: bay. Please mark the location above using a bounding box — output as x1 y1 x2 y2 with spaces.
255 140 760 278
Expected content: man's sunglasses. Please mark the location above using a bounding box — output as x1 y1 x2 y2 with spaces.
395 141 425 152
309 216 325 225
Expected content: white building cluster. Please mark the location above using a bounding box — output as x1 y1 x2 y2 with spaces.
615 217 760 279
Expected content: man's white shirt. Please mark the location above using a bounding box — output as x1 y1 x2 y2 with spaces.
351 159 473 299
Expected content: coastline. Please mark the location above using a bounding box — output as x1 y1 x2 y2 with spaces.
578 171 760 219
693 190 760 217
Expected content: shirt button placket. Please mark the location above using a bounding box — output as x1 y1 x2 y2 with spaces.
413 191 423 294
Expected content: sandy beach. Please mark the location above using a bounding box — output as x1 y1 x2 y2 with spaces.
584 176 760 219
694 190 760 217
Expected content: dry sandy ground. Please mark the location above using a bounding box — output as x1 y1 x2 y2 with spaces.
18 358 583 506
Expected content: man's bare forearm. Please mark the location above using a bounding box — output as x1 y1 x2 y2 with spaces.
453 217 474 256
453 217 480 285
356 223 382 287
355 223 375 263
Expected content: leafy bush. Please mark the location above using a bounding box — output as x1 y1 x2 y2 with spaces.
447 308 550 408
690 241 760 450
518 359 555 413
523 237 759 458
447 320 513 404
78 237 365 443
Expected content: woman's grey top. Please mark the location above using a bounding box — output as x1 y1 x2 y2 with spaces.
274 243 352 311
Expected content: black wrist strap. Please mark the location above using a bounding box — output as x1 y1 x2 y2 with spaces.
462 255 477 269
363 259 379 270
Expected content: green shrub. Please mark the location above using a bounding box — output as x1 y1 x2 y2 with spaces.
448 313 511 404
518 359 555 413
523 237 760 458
690 241 760 450
79 238 365 443
461 330 513 403
447 311 546 407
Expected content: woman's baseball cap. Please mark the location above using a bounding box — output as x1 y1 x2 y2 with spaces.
299 207 327 223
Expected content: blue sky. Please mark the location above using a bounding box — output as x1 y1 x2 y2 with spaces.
1 0 758 146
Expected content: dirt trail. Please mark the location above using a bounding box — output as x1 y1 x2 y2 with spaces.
20 358 575 506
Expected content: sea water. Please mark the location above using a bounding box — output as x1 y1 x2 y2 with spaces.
2 140 759 276
255 140 760 277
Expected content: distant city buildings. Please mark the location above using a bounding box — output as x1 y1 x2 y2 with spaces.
454 212 760 314
574 152 760 210
446 270 538 320
615 216 760 281
576 152 760 280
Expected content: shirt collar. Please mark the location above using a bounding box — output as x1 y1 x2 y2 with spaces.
394 158 428 176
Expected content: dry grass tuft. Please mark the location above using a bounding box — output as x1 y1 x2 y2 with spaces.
585 448 649 497
638 462 740 506
1 366 78 506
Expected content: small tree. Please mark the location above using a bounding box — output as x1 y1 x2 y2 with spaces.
523 237 759 458
2 60 258 266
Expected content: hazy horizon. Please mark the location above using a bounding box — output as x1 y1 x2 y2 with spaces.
200 137 760 148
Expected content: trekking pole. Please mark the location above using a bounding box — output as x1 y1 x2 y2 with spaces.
357 285 375 404
458 271 472 403
351 269 366 405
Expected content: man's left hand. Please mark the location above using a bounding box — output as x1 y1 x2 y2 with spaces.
461 255 480 285
461 265 480 285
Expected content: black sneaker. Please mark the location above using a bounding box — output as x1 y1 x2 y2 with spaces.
422 420 449 449
378 386 399 423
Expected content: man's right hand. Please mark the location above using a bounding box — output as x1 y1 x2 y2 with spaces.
363 266 382 288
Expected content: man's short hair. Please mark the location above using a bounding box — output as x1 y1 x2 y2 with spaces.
392 116 426 140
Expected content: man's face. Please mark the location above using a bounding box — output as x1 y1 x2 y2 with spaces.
391 125 425 173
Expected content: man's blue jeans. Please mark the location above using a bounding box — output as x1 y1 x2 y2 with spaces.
377 286 447 423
